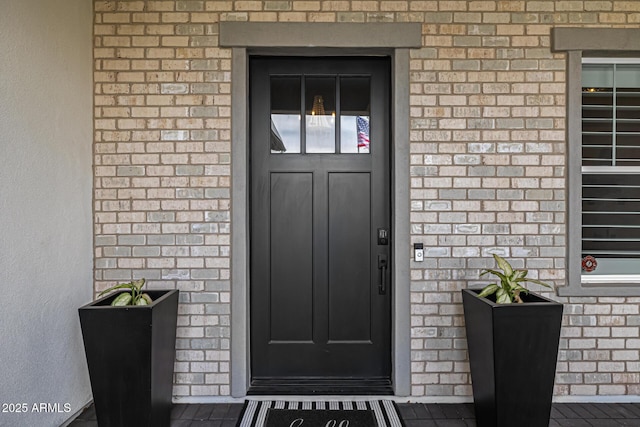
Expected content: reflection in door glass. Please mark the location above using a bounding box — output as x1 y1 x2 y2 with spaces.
271 76 301 154
340 77 371 153
306 77 336 153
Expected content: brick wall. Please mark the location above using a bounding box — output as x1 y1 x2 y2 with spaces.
93 0 640 399
94 0 232 397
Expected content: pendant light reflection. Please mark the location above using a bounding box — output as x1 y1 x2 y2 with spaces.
308 95 335 128
307 95 335 153
311 95 325 116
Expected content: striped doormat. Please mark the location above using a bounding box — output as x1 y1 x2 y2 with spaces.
237 400 404 427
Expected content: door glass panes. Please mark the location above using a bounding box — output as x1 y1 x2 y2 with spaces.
270 76 301 154
270 74 373 155
340 77 371 153
305 77 336 153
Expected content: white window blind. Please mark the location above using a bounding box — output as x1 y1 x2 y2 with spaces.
582 60 640 276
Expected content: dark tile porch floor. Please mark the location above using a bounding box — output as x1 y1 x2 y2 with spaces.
67 401 640 426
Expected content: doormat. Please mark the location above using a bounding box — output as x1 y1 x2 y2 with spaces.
265 409 375 427
236 400 404 427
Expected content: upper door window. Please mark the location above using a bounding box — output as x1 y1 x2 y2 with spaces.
270 75 371 154
581 59 640 283
270 76 301 153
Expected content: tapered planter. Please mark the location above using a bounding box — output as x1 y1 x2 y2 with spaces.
462 288 563 427
79 289 179 427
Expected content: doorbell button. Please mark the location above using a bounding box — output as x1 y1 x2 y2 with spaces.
414 243 424 262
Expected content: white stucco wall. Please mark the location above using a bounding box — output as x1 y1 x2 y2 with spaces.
0 1 93 426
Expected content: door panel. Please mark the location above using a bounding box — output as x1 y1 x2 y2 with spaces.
328 172 371 342
269 173 313 342
250 57 391 392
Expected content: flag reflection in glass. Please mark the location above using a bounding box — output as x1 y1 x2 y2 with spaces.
357 116 370 153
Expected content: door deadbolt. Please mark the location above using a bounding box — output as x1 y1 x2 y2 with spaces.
377 228 389 245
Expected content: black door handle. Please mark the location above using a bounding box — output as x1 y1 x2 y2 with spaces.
378 254 388 295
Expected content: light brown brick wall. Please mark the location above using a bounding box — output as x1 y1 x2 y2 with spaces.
93 0 640 398
94 0 232 397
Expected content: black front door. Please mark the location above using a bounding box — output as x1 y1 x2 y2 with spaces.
249 57 391 393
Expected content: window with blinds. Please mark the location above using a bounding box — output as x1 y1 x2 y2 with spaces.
582 60 640 278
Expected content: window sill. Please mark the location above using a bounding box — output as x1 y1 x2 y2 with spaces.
558 281 640 297
582 274 640 285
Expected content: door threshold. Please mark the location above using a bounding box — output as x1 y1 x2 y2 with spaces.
248 378 393 395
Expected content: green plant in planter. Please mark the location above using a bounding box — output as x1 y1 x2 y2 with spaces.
478 254 552 304
98 278 153 306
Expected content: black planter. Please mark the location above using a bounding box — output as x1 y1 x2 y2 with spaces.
462 288 563 427
79 289 179 427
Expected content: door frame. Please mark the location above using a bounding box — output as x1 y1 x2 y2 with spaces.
222 22 422 397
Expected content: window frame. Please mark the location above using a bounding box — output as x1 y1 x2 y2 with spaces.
552 28 640 296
